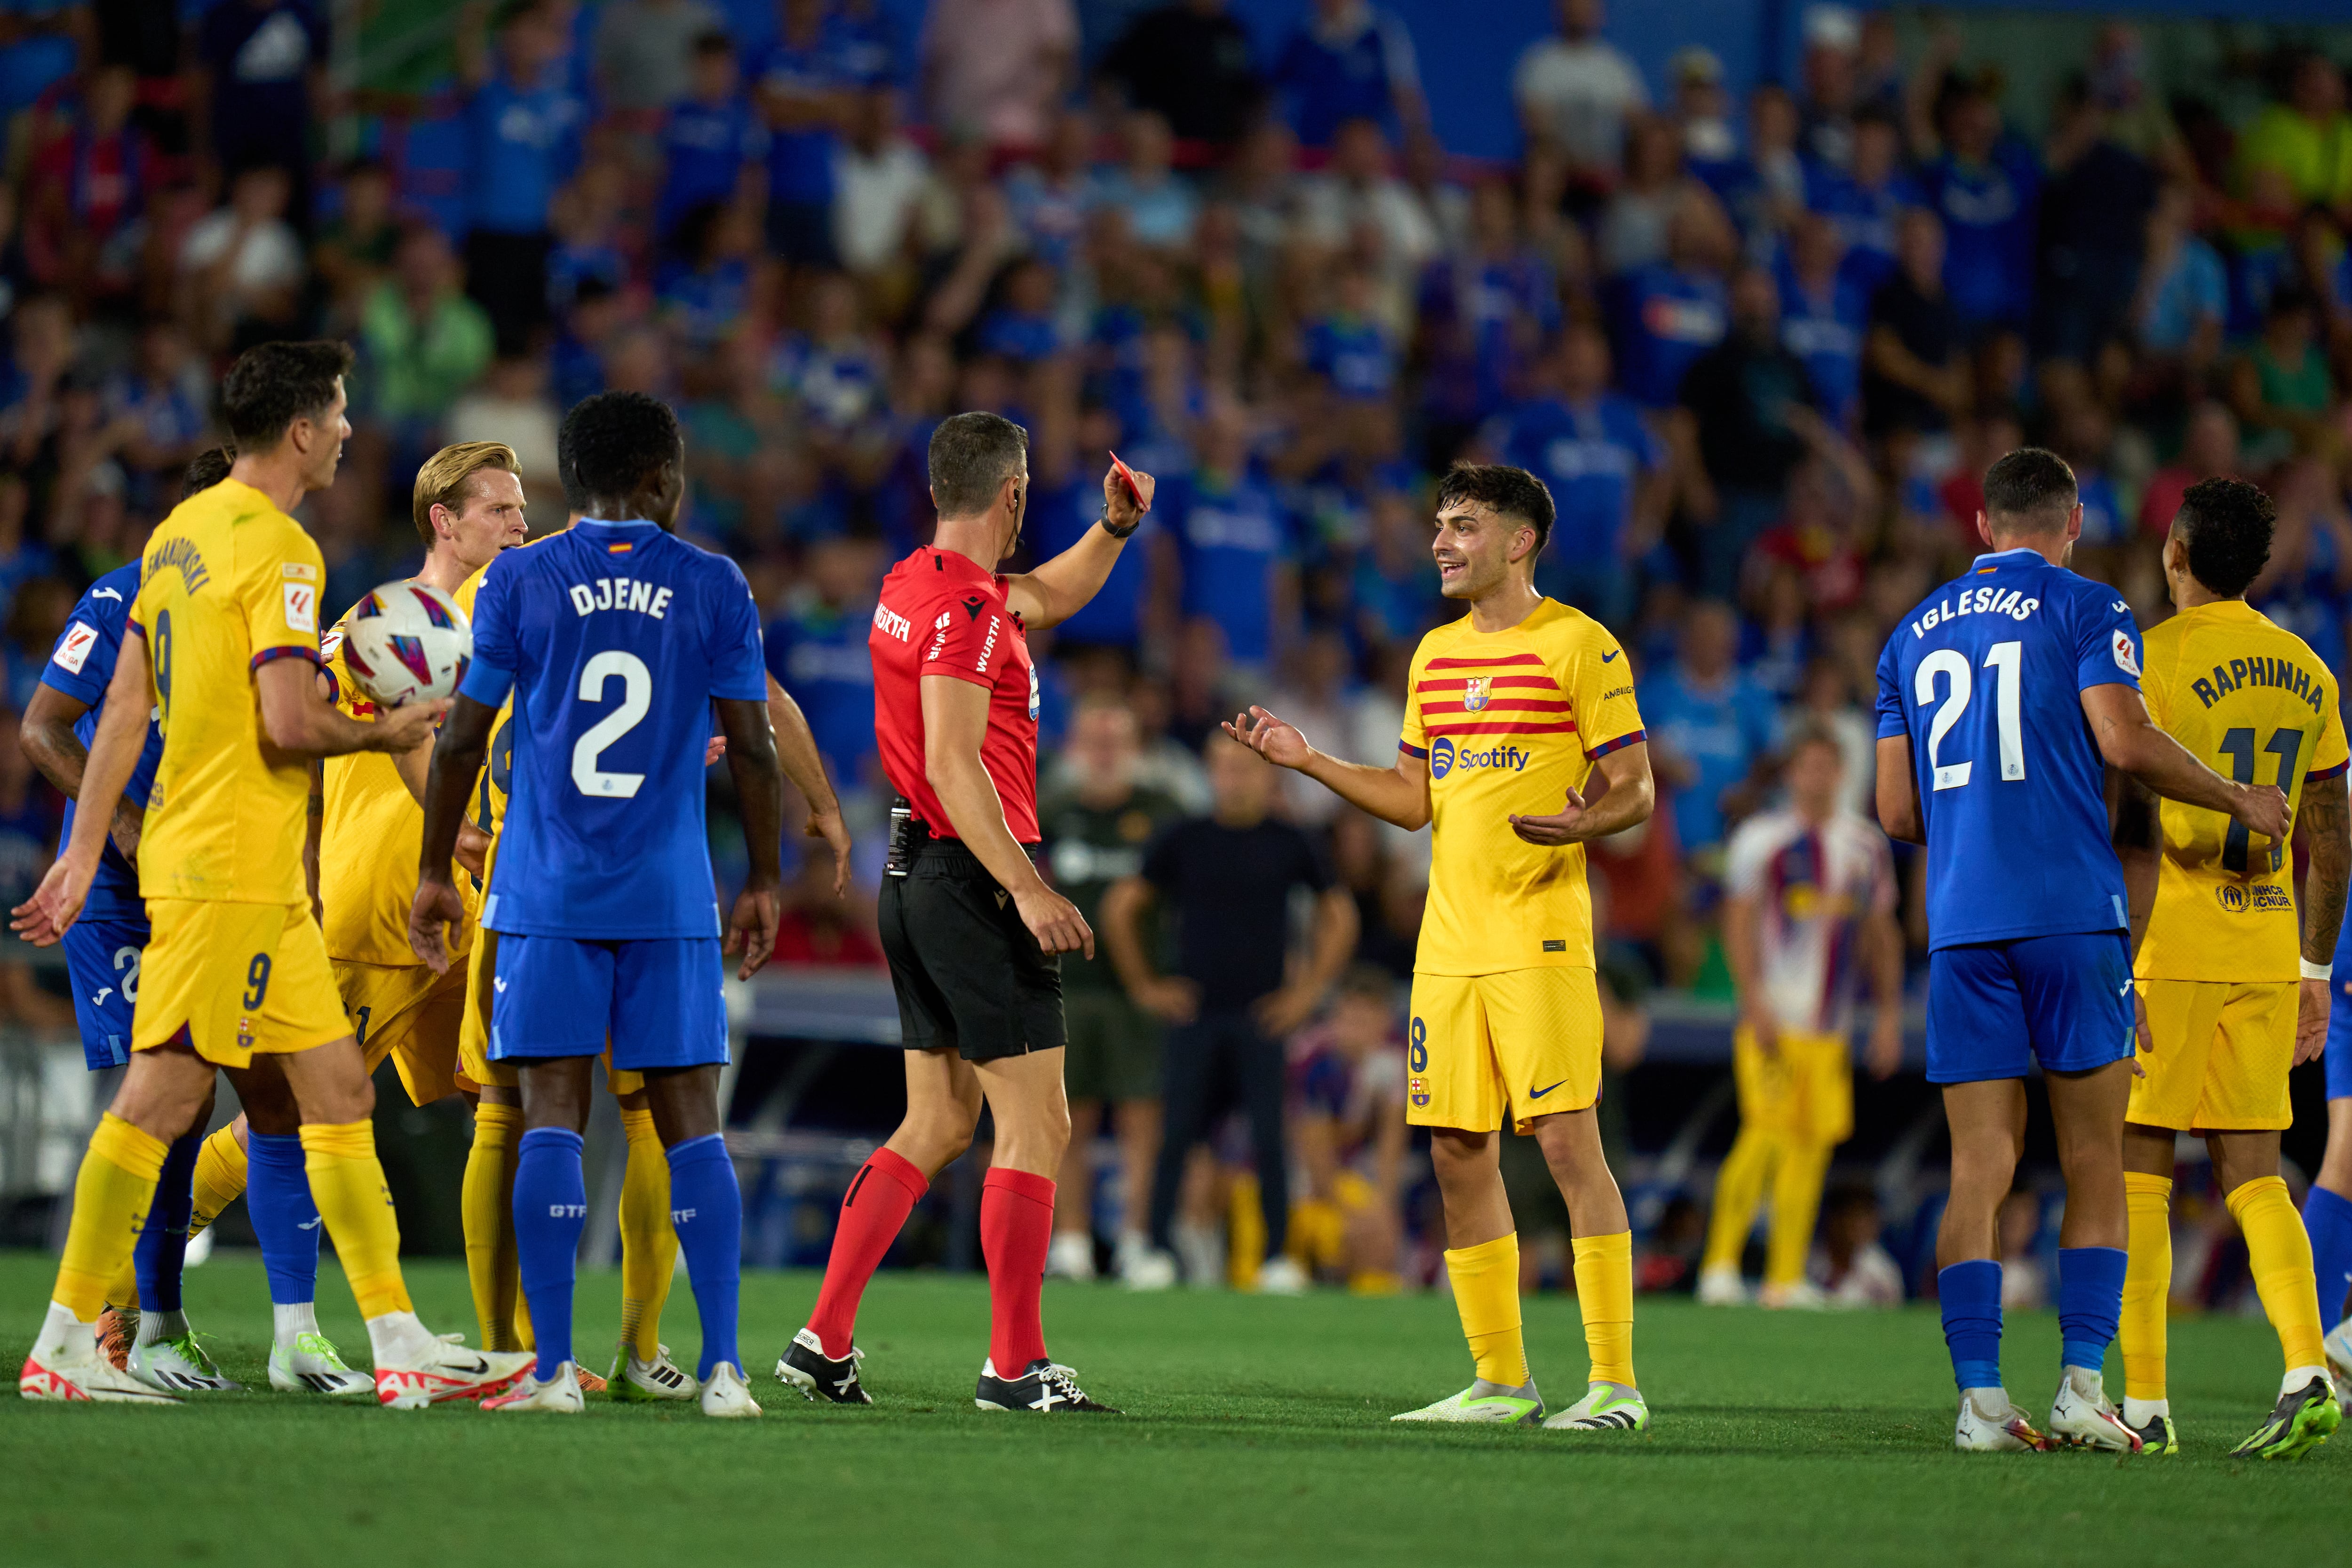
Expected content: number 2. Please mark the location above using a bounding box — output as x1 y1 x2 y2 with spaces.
572 651 652 798
2219 727 2302 873
1915 641 2026 792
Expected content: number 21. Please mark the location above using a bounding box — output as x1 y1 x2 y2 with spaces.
1915 641 2025 792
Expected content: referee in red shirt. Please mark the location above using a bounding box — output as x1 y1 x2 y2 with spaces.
776 412 1152 1413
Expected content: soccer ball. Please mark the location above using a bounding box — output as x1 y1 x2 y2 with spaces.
337 581 473 706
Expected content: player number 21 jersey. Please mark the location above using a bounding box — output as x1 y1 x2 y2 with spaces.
460 518 769 939
1876 548 2140 950
1399 598 1645 975
2133 598 2347 982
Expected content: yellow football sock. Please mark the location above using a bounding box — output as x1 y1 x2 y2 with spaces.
1765 1138 1832 1289
186 1124 246 1242
464 1103 523 1351
2227 1175 2328 1375
106 1253 140 1313
2121 1172 2172 1402
617 1107 677 1362
513 1285 533 1353
1443 1233 1527 1386
1702 1127 1775 1273
300 1119 411 1320
56 1115 167 1321
1572 1230 1636 1390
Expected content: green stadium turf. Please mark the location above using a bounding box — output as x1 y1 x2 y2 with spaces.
0 1251 2339 1567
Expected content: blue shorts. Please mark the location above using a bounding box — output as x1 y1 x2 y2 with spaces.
2327 987 2352 1101
487 933 728 1072
62 914 149 1071
1925 931 2136 1085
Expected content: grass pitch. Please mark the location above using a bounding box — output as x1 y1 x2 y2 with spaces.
1 1251 2341 1567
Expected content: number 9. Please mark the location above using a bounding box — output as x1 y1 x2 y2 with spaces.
244 952 272 1009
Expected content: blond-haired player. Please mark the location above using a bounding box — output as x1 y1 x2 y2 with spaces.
1229 462 1657 1432
448 438 850 1394
14 341 533 1406
2116 476 2350 1459
1698 723 1903 1309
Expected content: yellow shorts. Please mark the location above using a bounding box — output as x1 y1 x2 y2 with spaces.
1407 967 1602 1134
338 958 472 1107
456 927 643 1097
132 899 349 1067
1732 1026 1854 1145
2130 978 2294 1131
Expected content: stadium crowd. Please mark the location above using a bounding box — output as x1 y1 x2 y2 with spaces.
2 0 2351 1309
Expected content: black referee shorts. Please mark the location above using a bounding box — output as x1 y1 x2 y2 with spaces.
877 842 1065 1063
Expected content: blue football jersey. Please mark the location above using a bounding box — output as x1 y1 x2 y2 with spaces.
40 562 163 926
462 519 770 939
1876 548 2143 949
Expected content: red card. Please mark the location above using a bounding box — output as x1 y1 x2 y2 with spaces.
1108 451 1147 510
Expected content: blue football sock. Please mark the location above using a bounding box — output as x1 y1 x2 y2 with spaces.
514 1127 586 1382
1939 1259 2004 1392
665 1133 741 1380
2057 1245 2127 1374
2304 1184 2352 1333
246 1132 320 1307
135 1130 202 1315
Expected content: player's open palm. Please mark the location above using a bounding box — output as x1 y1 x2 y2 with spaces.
1224 706 1312 770
408 878 467 976
1015 883 1094 959
11 856 91 947
2296 975 2330 1066
725 883 781 980
1509 784 1597 847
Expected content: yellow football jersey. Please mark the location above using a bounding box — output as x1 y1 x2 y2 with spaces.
2136 598 2349 983
316 593 473 966
1400 598 1645 975
131 478 325 906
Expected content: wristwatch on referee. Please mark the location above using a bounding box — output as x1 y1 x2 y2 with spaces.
1099 511 1141 540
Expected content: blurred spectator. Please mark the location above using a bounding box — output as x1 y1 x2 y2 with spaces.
658 30 768 245
1815 1185 1903 1307
1795 4 1861 170
2034 79 2156 361
1513 0 1646 182
1802 107 1908 294
1104 736 1357 1292
313 159 400 319
1479 321 1662 627
1303 266 1397 404
177 164 307 351
1645 599 1780 855
1097 0 1262 150
1296 117 1439 278
1287 964 1407 1291
834 86 929 277
2226 287 2336 468
447 354 563 514
2235 50 2352 219
1163 399 1294 673
0 706 68 1028
1039 697 1186 1283
769 853 884 966
1911 70 2040 336
1611 191 1732 409
762 534 882 791
1597 111 1692 277
918 0 1075 153
23 63 148 303
1272 0 1426 151
359 225 496 453
457 3 586 341
2137 400 2239 540
1701 85 1805 262
1777 212 1867 427
194 0 326 211
1862 207 1964 440
1090 110 1198 252
595 0 725 118
2132 181 2225 381
755 0 857 272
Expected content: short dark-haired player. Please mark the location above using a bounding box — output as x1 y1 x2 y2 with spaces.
413 390 787 1417
778 412 1150 1413
1230 462 1661 1433
1876 448 2289 1452
2114 475 2348 1457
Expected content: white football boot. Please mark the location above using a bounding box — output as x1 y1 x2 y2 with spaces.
1391 1378 1543 1425
699 1362 763 1418
1695 1266 1747 1307
2047 1366 2142 1452
1542 1382 1650 1432
482 1360 586 1414
1952 1386 2048 1452
373 1324 537 1410
21 1307 180 1404
610 1341 698 1402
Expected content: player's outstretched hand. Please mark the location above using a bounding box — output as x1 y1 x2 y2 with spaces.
454 820 492 878
2231 782 2292 845
725 882 781 980
1509 784 1602 847
807 803 852 897
373 697 451 754
1014 882 1094 960
408 877 467 975
2296 974 2331 1066
11 855 93 947
1224 706 1312 770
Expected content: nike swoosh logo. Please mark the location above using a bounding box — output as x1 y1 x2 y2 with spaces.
2119 980 2133 997
1600 650 1620 663
297 1217 323 1231
1528 1079 1568 1099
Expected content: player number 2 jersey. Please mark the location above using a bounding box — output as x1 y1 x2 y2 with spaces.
131 478 326 907
2133 598 2347 983
1876 548 2140 950
461 518 768 939
1399 598 1645 975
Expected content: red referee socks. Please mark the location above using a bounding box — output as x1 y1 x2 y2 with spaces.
981 1168 1056 1375
808 1148 928 1358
